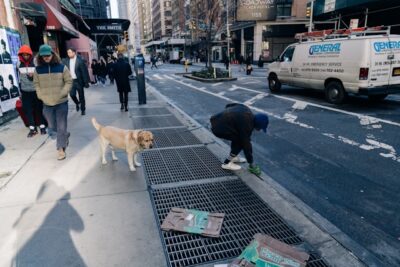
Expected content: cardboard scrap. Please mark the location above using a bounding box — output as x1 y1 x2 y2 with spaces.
229 234 309 267
161 207 225 237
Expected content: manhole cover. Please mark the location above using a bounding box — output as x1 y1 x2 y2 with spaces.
152 128 202 148
142 146 232 185
150 179 328 267
130 107 172 116
132 115 184 129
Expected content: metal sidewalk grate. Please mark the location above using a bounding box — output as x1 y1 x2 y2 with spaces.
152 128 202 148
151 179 308 267
142 146 232 185
130 107 172 116
307 253 329 267
132 115 184 129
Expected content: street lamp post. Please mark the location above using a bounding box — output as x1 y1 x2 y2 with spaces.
308 0 314 32
227 0 231 77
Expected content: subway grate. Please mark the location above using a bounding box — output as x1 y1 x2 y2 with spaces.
150 179 321 267
142 146 232 185
152 128 202 148
132 114 184 129
130 107 172 116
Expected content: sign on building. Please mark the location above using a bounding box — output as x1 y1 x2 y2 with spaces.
237 0 277 21
324 0 336 13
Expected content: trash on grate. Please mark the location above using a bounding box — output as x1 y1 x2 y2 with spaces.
229 233 309 267
161 207 225 237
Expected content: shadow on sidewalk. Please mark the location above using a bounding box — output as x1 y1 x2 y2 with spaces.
12 181 86 267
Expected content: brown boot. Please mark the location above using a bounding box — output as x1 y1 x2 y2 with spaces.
57 148 66 160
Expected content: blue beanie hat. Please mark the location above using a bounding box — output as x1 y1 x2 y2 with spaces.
254 113 269 133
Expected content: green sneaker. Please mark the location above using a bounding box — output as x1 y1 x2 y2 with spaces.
248 165 261 176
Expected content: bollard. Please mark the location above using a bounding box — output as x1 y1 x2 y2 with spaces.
134 54 146 105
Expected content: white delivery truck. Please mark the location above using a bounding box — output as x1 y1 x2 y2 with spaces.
267 27 400 104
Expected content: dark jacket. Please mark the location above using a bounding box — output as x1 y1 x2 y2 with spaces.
98 62 107 77
113 58 132 93
63 56 90 88
91 62 99 75
210 103 255 163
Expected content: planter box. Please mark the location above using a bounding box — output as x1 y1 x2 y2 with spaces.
183 74 237 83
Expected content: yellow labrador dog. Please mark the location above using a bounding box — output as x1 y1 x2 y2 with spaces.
91 118 154 171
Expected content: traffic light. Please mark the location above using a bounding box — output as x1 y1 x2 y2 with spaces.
306 3 312 18
124 31 129 41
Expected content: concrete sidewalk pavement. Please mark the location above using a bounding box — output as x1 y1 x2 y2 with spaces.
0 83 166 266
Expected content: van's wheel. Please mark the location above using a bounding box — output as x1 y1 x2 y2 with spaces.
325 81 347 104
368 94 388 102
268 75 281 93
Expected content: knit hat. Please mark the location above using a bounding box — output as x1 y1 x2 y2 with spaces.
38 44 53 56
254 113 269 133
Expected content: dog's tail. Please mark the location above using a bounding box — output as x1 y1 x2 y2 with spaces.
91 117 102 132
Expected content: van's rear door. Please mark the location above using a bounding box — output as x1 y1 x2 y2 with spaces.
387 37 400 88
370 37 391 88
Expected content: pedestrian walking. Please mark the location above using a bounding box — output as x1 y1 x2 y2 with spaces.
151 55 158 69
98 57 107 86
258 54 264 68
0 75 10 101
64 47 90 115
107 57 115 85
91 59 99 84
17 45 47 137
224 55 229 70
210 103 269 175
113 53 133 112
245 53 253 75
34 44 73 160
238 54 244 72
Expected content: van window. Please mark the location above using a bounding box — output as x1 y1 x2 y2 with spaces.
281 46 295 62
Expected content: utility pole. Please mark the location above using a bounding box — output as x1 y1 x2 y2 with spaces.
308 0 314 32
227 0 231 77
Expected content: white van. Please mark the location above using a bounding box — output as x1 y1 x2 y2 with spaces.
267 27 400 103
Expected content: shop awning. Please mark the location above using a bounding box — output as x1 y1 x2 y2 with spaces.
19 2 47 19
18 2 47 25
43 0 79 38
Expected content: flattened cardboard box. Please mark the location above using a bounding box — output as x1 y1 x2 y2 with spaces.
161 208 225 237
229 234 309 267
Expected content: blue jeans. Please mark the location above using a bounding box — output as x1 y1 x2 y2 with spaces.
43 102 69 150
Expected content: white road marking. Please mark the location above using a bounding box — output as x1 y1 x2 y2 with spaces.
242 81 260 84
217 92 226 96
283 113 314 129
244 93 269 106
323 133 400 163
292 101 308 110
152 74 163 80
212 82 223 87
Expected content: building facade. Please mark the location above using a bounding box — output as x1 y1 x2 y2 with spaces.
152 0 172 40
75 0 108 18
314 0 400 33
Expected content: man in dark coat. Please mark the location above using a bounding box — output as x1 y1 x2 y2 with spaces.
63 48 90 115
113 53 132 111
210 103 269 175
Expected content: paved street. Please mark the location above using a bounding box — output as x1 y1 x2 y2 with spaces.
146 62 400 266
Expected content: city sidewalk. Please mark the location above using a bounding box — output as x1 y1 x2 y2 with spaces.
0 79 364 267
0 83 166 266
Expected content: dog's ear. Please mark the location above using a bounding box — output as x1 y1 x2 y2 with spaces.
136 131 144 144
